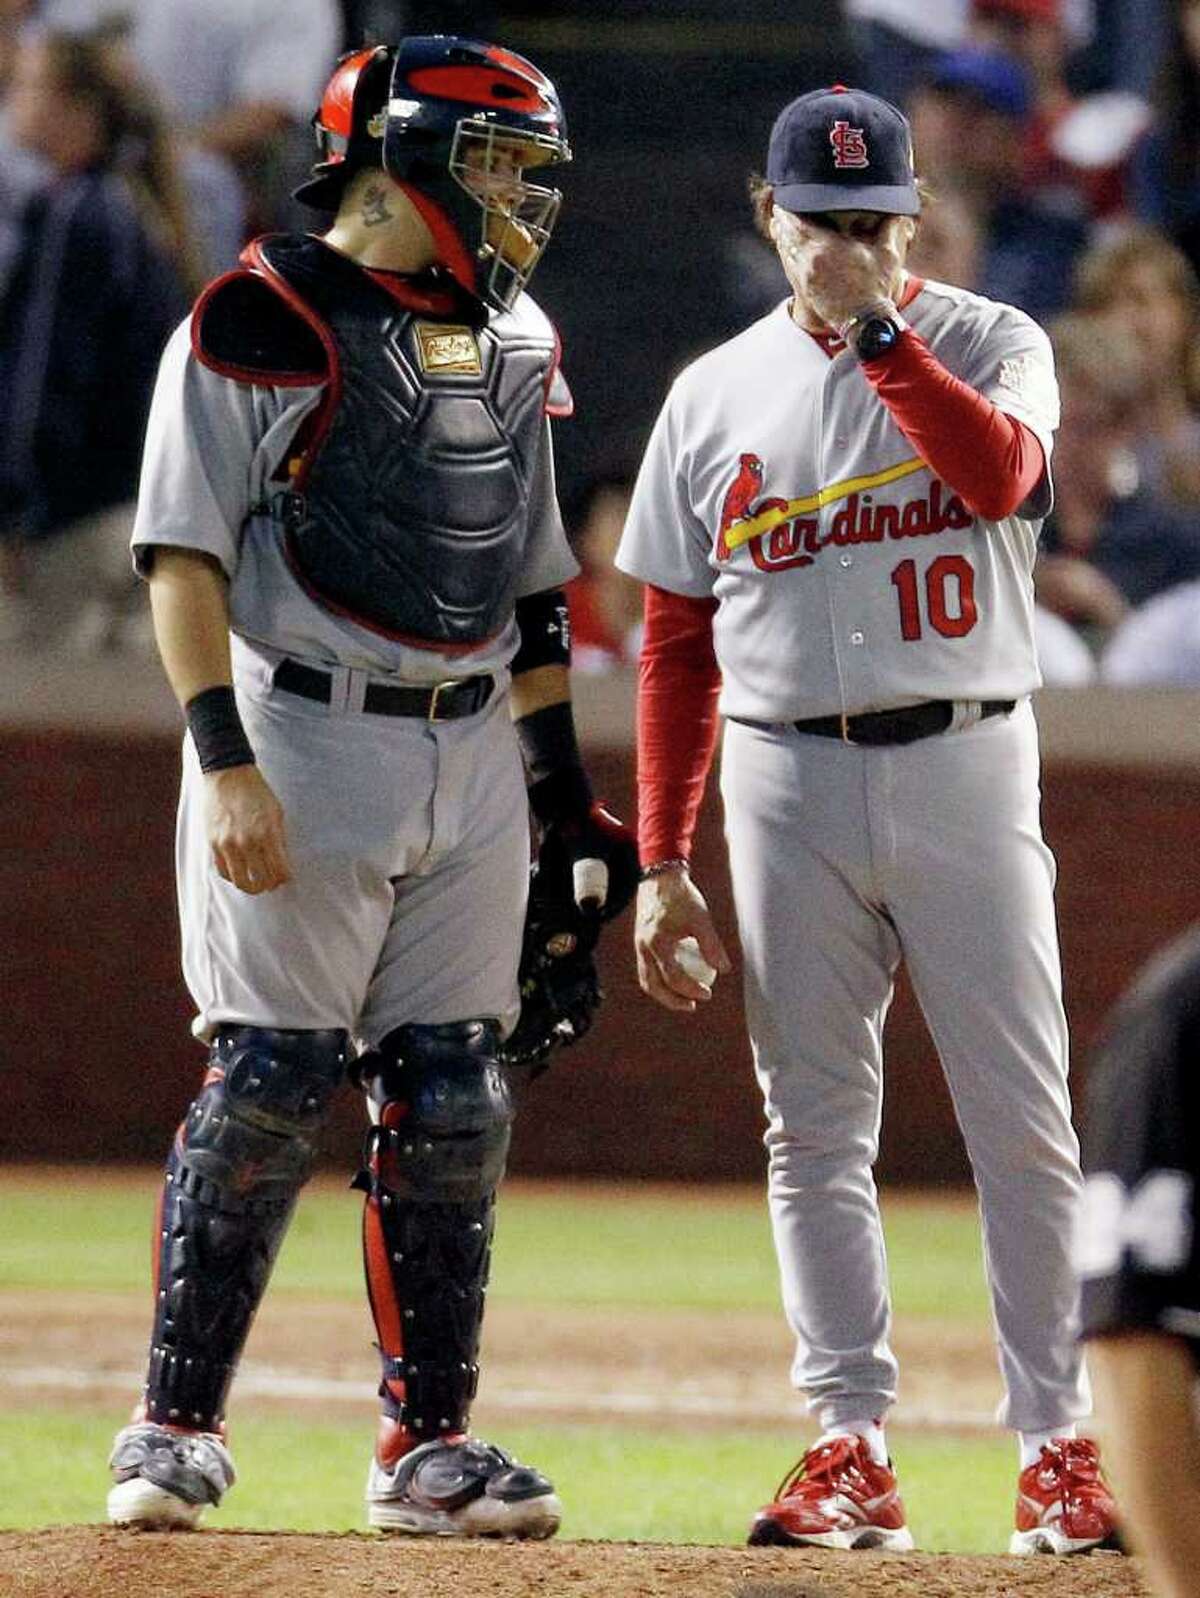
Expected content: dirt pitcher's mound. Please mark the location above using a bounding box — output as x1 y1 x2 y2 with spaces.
0 1529 1146 1598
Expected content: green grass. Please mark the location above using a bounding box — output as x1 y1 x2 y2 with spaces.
2 1173 991 1324
0 1412 1014 1551
0 1171 1008 1548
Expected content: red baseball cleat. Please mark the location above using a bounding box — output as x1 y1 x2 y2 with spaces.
1010 1437 1121 1555
747 1434 915 1550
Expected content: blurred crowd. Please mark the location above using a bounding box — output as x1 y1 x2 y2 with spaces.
0 0 484 653
4 0 1200 690
849 0 1200 688
584 0 1200 690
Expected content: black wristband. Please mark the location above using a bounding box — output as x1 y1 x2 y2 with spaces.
185 685 256 773
512 588 571 676
516 701 593 825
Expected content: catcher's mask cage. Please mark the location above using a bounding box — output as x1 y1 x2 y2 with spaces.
296 35 571 311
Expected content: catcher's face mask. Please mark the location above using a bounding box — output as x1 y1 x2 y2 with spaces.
449 122 564 310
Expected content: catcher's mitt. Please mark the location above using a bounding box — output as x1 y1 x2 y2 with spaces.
501 865 602 1072
501 801 638 1074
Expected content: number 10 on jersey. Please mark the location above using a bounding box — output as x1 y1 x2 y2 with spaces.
890 555 977 641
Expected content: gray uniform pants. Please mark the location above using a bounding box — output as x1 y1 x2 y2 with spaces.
176 636 530 1045
720 700 1089 1434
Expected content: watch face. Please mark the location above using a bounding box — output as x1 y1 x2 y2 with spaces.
857 317 899 359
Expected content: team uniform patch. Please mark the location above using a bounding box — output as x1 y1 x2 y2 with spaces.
997 352 1058 418
997 354 1032 392
414 322 483 374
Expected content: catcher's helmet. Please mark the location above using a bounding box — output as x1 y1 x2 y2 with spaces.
295 36 571 310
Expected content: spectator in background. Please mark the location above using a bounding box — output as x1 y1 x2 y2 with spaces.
909 47 1089 319
1132 0 1200 274
0 1 52 297
0 29 192 650
33 0 343 258
1078 0 1170 101
126 0 343 236
1035 602 1098 683
1075 224 1200 505
969 0 1146 221
1100 577 1200 685
1035 313 1200 640
565 474 642 674
905 181 983 287
843 0 970 113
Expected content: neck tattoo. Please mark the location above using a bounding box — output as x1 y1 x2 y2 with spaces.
361 183 392 228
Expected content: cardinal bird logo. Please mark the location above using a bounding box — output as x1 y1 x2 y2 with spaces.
716 453 764 561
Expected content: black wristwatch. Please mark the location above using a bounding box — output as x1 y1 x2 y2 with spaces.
840 301 906 362
851 314 903 361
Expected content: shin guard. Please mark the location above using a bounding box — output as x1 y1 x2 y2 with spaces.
356 1020 511 1441
143 1026 348 1429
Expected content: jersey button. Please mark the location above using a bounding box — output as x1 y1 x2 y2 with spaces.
839 554 853 568
850 630 865 646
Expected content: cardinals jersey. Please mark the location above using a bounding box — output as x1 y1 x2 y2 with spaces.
616 278 1059 723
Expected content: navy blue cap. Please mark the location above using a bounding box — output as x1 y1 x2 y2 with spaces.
926 48 1032 119
766 84 920 216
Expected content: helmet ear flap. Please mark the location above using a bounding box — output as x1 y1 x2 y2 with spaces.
295 44 393 211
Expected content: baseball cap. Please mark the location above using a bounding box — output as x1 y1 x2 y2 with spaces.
766 84 920 216
925 47 1033 119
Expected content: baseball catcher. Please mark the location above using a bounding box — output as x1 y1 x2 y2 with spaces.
105 34 633 1542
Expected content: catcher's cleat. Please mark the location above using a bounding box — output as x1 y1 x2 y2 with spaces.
747 1434 915 1551
1010 1437 1121 1555
107 1420 235 1530
366 1433 562 1538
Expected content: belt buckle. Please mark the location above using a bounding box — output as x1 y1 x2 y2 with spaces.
427 680 460 722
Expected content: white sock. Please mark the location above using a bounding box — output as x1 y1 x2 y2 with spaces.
1019 1425 1075 1469
819 1418 889 1466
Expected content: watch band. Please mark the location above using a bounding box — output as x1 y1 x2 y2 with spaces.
838 300 907 361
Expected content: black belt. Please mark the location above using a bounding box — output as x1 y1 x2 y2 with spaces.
273 658 494 721
737 699 1016 747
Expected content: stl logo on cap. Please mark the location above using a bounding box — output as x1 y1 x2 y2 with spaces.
830 119 869 169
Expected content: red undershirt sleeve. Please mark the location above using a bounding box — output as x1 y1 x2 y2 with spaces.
860 331 1046 521
636 583 722 867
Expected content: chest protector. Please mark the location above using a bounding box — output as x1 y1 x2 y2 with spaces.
193 233 560 649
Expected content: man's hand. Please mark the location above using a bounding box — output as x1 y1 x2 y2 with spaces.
635 867 732 1013
772 210 909 330
204 765 292 894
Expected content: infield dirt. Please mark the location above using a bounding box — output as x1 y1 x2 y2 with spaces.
0 1529 1149 1598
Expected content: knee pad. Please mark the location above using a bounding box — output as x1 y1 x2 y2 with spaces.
180 1026 350 1203
356 1020 512 1203
145 1026 348 1430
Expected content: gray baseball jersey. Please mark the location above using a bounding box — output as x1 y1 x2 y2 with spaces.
618 276 1089 1440
617 279 1057 720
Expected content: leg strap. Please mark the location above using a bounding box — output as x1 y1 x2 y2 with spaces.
356 1020 511 1439
144 1026 348 1429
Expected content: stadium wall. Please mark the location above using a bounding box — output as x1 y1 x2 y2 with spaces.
4 666 1199 1182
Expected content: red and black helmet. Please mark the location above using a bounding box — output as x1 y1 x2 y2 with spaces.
296 36 571 310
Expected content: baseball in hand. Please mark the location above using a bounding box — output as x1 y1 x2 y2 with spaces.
573 857 609 912
675 936 717 988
